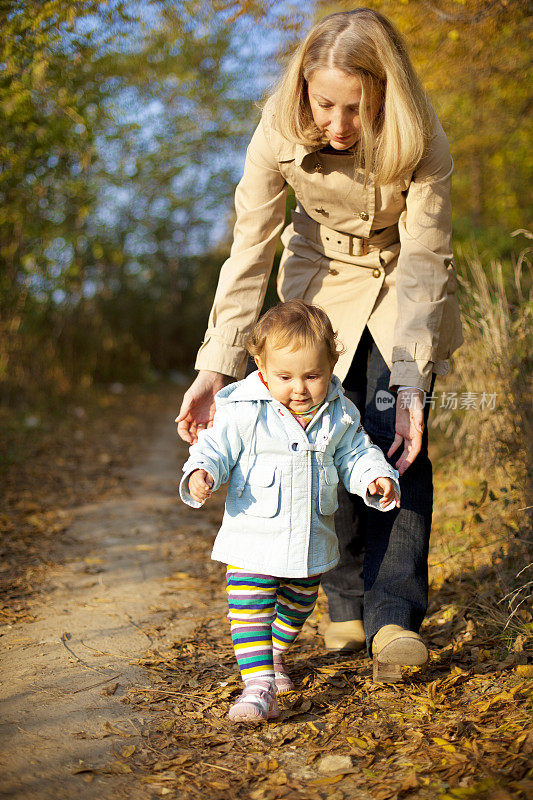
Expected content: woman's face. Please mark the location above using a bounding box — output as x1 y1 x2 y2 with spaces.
307 67 366 150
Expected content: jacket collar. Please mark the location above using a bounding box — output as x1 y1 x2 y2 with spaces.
279 140 358 167
217 371 271 404
294 142 323 167
275 137 322 167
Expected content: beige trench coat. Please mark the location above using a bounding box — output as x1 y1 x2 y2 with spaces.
195 97 463 392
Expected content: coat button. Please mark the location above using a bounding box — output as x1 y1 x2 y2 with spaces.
314 161 324 173
372 268 381 278
328 268 339 276
359 211 369 221
291 442 298 451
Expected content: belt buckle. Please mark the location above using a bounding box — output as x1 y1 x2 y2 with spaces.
349 234 368 257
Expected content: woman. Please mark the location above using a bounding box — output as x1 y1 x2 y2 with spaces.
176 8 463 681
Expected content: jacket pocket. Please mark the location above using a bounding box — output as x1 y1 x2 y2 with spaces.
241 464 281 518
318 464 339 515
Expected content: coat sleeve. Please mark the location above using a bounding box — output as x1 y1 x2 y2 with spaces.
179 407 243 508
333 401 400 511
390 108 455 392
194 107 288 379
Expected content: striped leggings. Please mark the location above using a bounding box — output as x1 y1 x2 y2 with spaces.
226 566 321 682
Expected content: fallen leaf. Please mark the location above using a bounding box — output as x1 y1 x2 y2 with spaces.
103 721 131 736
278 698 312 720
515 664 533 677
258 757 279 772
346 736 368 749
432 736 456 752
399 770 419 791
309 775 344 786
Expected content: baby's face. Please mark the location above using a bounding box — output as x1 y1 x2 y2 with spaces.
256 342 334 413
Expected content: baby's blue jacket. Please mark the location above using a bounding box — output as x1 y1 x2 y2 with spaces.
179 371 400 578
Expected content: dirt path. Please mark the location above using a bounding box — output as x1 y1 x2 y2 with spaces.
0 413 207 799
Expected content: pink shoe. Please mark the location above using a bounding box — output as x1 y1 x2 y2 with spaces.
273 654 295 694
228 679 279 723
274 671 295 694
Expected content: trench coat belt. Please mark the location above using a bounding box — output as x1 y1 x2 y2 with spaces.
291 213 395 259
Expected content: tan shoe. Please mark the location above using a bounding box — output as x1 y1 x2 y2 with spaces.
324 620 366 652
372 624 428 682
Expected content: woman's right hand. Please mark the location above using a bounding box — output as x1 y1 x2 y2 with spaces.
387 388 425 475
175 370 231 444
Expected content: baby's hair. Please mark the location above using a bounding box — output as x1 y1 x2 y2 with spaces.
247 300 344 367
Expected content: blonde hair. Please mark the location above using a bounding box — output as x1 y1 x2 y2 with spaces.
247 300 343 367
272 8 432 185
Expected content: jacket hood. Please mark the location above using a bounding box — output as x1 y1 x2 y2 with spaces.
215 370 343 407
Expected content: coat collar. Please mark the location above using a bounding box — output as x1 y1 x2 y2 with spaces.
276 138 321 166
277 138 357 167
293 142 323 167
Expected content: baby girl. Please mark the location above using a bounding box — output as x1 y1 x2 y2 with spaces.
180 300 400 722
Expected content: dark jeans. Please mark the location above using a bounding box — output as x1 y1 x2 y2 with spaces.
321 328 435 648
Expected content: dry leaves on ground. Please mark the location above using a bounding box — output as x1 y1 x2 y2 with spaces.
114 523 532 800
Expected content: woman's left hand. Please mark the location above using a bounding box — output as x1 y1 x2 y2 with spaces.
387 389 425 476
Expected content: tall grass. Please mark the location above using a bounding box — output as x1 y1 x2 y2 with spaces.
433 235 532 491
431 234 532 649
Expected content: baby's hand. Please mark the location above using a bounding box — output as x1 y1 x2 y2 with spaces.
188 469 214 503
367 477 400 509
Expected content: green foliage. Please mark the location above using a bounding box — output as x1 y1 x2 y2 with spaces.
0 0 268 402
0 0 133 398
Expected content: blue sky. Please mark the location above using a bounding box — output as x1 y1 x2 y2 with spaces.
89 2 314 255
39 1 316 302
